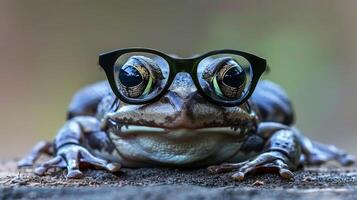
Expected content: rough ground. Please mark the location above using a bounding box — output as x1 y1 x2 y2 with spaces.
1 159 357 199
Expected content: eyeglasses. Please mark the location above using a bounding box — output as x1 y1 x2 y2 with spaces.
99 48 267 107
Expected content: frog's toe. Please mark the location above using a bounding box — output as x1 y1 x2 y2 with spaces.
59 145 121 178
34 156 66 176
18 158 34 167
79 148 121 173
209 151 295 181
208 161 248 174
105 163 121 172
261 159 294 179
339 154 355 166
231 156 295 181
18 141 53 168
66 169 84 179
279 168 294 179
33 144 121 178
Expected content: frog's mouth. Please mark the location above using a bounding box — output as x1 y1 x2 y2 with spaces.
106 116 251 140
107 123 250 167
116 125 248 139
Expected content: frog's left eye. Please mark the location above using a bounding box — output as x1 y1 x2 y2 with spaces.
200 57 250 100
212 60 247 99
114 56 164 98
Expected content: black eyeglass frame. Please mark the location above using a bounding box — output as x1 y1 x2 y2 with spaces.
99 48 267 107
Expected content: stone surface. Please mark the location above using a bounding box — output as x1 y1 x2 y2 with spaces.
1 159 357 199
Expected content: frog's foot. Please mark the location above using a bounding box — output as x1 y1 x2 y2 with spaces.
18 140 54 167
208 151 294 181
34 144 121 178
303 141 355 166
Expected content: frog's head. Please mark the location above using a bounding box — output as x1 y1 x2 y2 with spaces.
107 55 258 132
105 55 259 166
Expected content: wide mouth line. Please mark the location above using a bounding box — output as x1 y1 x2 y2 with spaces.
107 117 249 131
119 125 241 133
108 125 249 140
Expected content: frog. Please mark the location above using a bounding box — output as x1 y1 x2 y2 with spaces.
18 49 355 181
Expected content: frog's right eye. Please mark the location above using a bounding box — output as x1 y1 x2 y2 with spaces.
114 55 168 99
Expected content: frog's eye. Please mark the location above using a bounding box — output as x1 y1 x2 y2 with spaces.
115 56 164 98
198 56 251 101
116 56 162 98
118 60 151 98
212 59 247 99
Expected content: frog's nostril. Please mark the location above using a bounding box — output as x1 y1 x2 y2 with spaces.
161 91 185 111
159 96 170 104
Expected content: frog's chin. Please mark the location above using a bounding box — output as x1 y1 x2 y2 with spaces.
107 125 249 167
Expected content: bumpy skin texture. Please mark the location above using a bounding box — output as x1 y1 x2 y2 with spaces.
19 75 355 180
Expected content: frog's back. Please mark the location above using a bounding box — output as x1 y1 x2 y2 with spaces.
67 81 114 119
251 80 294 126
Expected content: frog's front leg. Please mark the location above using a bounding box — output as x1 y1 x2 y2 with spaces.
18 141 54 167
19 116 121 178
209 123 301 181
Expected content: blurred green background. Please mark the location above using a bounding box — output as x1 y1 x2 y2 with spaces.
1 0 357 158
